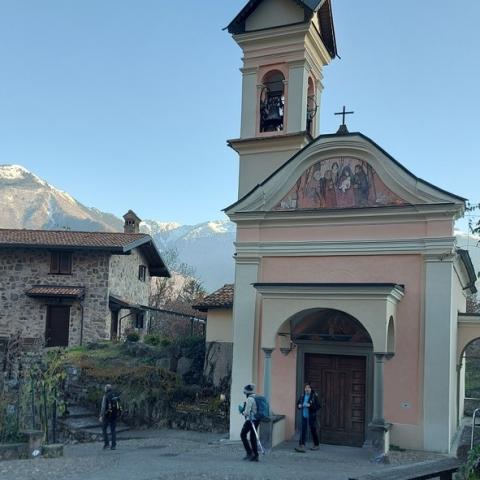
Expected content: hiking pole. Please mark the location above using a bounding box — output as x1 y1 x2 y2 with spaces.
250 420 265 455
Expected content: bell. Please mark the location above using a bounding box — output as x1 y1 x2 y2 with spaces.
261 94 284 131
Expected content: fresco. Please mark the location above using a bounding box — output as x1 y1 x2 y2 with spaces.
274 157 408 210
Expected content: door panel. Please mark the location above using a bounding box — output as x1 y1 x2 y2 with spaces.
304 353 366 447
45 305 70 347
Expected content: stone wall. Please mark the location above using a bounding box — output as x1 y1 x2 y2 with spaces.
109 249 151 334
204 341 233 388
0 248 110 346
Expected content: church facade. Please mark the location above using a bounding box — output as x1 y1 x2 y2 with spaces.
215 0 478 454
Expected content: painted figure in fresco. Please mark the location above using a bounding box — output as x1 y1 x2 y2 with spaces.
323 170 337 207
331 161 339 187
303 167 324 208
352 164 369 206
336 165 354 207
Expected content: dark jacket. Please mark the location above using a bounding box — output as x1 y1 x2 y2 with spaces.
297 391 320 419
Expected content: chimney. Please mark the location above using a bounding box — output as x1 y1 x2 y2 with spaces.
123 210 141 234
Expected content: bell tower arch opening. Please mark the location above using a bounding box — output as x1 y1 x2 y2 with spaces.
259 70 285 133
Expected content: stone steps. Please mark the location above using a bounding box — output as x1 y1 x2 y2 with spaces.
61 404 130 443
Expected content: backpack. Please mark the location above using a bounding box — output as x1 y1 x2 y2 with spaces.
106 393 122 418
254 395 270 421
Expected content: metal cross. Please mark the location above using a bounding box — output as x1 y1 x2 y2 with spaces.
334 106 354 125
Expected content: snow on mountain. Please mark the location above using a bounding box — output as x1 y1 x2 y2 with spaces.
0 164 234 290
142 219 235 290
0 164 123 232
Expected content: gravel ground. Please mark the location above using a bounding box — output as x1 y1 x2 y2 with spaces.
0 429 448 480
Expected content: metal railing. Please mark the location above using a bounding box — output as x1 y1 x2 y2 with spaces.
471 407 480 449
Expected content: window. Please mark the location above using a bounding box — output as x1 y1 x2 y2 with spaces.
138 265 147 281
135 312 145 329
50 252 72 274
260 70 285 132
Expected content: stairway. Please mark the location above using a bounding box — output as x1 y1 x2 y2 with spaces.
61 404 130 443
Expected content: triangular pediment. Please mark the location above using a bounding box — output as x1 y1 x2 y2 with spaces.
225 133 465 216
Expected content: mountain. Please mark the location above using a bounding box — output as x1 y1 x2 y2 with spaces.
0 164 122 232
0 164 234 291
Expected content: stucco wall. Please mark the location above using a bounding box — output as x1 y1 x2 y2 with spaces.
258 254 424 441
206 309 233 343
0 248 110 345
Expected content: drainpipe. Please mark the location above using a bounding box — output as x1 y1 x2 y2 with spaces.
119 311 136 339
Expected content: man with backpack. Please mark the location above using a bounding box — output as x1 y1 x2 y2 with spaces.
99 384 121 450
239 383 263 462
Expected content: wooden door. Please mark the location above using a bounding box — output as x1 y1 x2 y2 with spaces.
110 310 119 340
304 353 366 447
45 306 70 347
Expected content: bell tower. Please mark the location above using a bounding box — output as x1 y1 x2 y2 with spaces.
227 0 337 197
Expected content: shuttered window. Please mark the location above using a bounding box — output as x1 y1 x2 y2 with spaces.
50 252 72 274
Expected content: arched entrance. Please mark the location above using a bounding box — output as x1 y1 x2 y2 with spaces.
288 308 373 447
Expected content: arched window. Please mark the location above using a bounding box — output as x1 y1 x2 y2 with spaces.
306 77 317 135
260 71 285 132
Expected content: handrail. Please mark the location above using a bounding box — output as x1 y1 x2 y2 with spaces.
471 408 480 449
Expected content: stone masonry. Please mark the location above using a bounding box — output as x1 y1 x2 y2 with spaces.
0 247 156 347
0 248 110 345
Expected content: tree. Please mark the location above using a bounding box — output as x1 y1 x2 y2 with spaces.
150 246 206 309
467 202 480 235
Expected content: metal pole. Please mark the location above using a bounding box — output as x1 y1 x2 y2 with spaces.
43 382 49 443
31 378 35 429
52 387 57 444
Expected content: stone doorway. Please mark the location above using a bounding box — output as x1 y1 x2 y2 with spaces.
305 353 366 447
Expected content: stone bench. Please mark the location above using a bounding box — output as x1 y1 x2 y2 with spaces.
259 415 286 450
348 457 462 480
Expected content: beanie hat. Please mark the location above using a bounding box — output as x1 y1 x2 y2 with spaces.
243 384 255 395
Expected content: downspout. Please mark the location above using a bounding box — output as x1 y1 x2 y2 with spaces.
118 311 136 339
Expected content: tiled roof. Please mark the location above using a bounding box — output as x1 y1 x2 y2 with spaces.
0 228 170 277
192 284 234 312
0 229 148 250
26 285 85 298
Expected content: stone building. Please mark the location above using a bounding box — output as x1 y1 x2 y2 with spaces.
0 212 169 347
215 0 480 455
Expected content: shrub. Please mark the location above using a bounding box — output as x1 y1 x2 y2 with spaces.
457 445 480 479
144 334 161 346
126 331 140 343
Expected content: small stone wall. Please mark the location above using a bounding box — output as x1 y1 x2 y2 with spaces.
464 397 480 416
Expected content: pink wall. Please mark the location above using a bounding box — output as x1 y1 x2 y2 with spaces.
237 220 453 243
259 255 423 427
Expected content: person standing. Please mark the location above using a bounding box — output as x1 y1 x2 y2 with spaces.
99 384 119 450
295 383 320 452
239 383 260 462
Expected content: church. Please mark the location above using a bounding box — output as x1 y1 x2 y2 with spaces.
201 0 479 455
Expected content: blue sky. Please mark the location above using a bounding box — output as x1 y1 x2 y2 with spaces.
0 0 479 227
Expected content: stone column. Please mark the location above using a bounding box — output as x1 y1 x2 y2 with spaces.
262 348 274 404
369 353 391 461
372 353 386 425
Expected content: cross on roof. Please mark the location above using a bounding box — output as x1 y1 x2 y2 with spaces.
335 105 354 125
334 105 354 134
